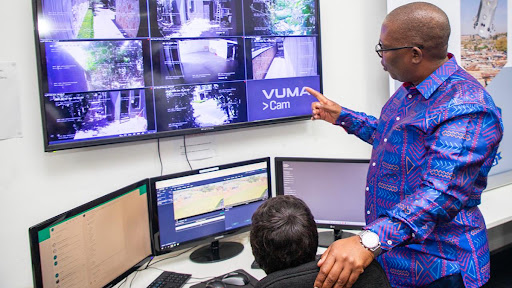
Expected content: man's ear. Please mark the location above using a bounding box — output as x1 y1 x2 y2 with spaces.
411 47 423 64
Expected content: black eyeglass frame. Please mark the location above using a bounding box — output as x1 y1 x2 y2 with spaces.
375 43 423 58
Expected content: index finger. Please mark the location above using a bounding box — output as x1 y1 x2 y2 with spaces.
305 87 328 103
314 253 336 288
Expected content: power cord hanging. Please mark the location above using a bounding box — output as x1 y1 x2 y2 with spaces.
157 138 163 176
183 135 193 170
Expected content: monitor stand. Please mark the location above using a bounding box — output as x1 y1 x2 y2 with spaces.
318 229 357 248
190 240 244 263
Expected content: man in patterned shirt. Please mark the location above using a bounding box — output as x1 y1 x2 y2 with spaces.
307 2 503 288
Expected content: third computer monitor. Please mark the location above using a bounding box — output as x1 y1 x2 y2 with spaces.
149 157 271 263
275 157 369 247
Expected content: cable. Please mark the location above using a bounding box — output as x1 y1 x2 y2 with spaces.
157 138 163 176
116 256 153 287
144 266 166 272
183 135 193 170
128 270 140 288
145 257 154 269
118 277 129 288
148 245 198 267
119 247 199 287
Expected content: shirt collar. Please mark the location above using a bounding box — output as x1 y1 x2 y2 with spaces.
403 53 459 99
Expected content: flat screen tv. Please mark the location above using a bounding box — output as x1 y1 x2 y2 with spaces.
33 0 322 151
275 157 369 247
28 179 152 288
149 157 271 263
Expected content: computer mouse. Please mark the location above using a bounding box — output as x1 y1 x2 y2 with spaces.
221 271 250 286
206 280 226 288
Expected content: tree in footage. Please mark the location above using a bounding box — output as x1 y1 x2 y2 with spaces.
496 37 507 52
251 0 316 35
165 86 197 129
84 41 144 91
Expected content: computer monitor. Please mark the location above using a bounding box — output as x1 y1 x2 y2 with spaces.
149 157 271 263
28 179 152 288
275 157 369 247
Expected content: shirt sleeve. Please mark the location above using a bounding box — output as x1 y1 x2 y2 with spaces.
365 105 503 251
335 107 379 145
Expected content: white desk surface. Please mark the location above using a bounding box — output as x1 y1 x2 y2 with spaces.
114 232 269 288
117 184 512 288
481 184 512 229
114 231 329 288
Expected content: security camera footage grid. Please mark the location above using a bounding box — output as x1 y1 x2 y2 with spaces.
36 0 321 149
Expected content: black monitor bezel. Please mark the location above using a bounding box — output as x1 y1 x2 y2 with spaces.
274 157 369 231
28 179 153 288
148 157 272 256
32 0 324 152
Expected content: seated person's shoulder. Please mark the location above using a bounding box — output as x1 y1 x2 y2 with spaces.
255 256 390 288
353 260 391 288
254 258 318 288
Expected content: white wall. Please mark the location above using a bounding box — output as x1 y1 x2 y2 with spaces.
0 1 388 287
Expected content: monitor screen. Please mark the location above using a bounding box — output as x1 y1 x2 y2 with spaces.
275 157 369 245
33 0 322 151
149 157 271 262
28 179 152 288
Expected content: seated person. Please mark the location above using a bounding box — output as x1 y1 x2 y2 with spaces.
250 195 390 288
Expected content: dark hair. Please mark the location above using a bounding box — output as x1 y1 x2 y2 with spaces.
250 195 318 274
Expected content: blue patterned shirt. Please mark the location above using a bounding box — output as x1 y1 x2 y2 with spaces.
336 55 503 288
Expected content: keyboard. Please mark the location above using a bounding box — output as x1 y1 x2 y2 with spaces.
146 271 191 288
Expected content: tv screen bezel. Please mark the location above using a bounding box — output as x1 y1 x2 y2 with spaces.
148 157 272 256
274 157 369 231
27 178 152 288
32 0 324 152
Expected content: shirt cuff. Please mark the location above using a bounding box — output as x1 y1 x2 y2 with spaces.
335 109 350 126
364 216 414 251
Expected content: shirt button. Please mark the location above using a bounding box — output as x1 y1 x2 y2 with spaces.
387 240 392 245
396 117 400 121
341 122 345 125
372 162 376 166
408 94 412 99
366 187 369 191
412 233 416 238
367 210 371 215
384 138 387 142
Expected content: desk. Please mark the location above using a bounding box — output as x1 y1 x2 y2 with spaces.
481 184 512 229
114 232 265 288
114 231 328 288
118 184 512 288
480 184 512 252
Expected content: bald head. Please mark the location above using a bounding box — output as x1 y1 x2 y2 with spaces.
384 2 450 61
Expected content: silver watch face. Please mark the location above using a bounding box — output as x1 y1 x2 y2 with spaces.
362 231 380 249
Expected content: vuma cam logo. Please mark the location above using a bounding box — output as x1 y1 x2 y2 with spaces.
263 86 311 99
246 76 320 121
262 86 311 111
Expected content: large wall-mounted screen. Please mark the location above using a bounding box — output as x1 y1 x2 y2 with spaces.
33 0 322 151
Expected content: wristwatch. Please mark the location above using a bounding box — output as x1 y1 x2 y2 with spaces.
359 230 381 258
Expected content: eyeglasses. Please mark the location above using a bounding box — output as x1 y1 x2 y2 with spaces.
375 43 423 58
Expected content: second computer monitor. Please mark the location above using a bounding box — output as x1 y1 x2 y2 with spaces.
275 157 369 247
149 157 271 263
28 179 152 288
